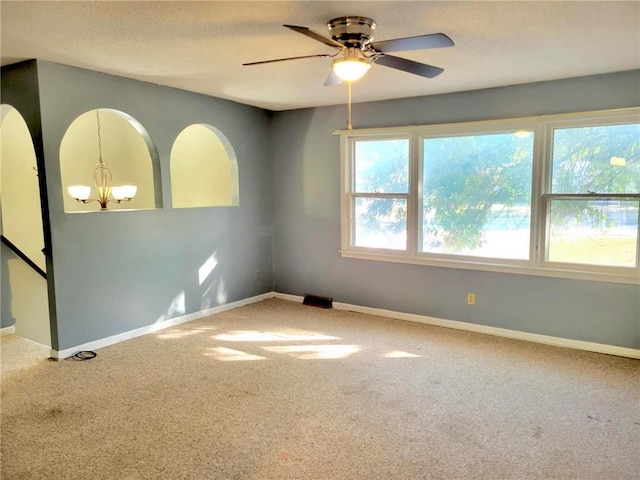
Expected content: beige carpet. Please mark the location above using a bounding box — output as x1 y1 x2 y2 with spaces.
0 334 49 379
1 298 638 479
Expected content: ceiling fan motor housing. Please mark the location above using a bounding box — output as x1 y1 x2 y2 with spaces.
327 16 376 48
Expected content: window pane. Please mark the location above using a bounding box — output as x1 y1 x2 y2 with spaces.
552 123 640 194
354 139 409 193
547 199 639 267
422 132 533 259
354 197 407 250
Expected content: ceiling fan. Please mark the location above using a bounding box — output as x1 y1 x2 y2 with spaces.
243 16 454 85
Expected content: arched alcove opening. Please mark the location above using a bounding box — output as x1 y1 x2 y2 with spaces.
170 124 239 208
60 109 160 212
1 104 51 347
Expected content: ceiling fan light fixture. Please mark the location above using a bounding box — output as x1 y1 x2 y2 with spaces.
332 57 371 82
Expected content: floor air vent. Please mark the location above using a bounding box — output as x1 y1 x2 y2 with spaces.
303 294 333 309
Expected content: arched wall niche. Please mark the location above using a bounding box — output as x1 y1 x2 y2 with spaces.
0 104 46 271
60 108 160 212
170 124 239 208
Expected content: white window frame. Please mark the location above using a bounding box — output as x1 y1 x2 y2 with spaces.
346 133 412 253
338 108 640 284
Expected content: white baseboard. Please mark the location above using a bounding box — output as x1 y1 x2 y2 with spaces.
272 292 640 359
0 325 16 337
49 291 640 360
50 292 274 360
272 292 304 303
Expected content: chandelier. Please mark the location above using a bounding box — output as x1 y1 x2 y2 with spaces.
67 110 137 210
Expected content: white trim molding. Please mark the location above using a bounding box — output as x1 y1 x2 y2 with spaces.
1 325 16 337
273 293 640 359
50 292 273 359
49 291 640 360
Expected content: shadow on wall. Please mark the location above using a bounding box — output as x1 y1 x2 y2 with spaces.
156 240 235 323
154 247 228 324
199 249 229 309
155 290 186 325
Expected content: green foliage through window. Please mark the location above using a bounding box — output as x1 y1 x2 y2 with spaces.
341 109 640 282
422 132 533 256
552 124 640 194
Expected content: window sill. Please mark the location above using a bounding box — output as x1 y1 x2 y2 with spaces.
339 250 640 285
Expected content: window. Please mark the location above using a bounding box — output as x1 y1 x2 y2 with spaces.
340 108 640 283
352 138 409 249
543 121 640 270
421 131 534 260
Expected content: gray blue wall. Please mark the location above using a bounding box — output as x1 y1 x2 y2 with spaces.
271 70 640 349
3 61 638 351
33 61 273 350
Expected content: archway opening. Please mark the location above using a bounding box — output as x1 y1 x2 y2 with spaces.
0 104 50 348
60 108 160 212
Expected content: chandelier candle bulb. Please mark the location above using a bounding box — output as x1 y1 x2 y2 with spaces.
112 185 137 201
121 185 137 199
67 185 91 201
111 187 126 200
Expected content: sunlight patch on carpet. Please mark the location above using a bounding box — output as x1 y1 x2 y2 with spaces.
204 347 267 361
262 344 360 360
157 326 217 340
214 330 341 342
382 350 422 358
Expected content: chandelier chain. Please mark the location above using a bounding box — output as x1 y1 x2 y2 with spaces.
96 109 104 166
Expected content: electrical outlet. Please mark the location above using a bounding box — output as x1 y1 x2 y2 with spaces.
254 270 260 281
467 293 476 305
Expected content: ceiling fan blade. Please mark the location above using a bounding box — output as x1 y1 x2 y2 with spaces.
371 33 454 53
284 24 344 49
243 54 332 66
374 54 444 78
324 70 343 86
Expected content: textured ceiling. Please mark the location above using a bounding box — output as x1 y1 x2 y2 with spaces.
1 1 639 111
